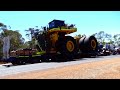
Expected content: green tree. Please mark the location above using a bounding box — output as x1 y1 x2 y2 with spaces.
75 34 86 38
0 30 25 51
20 41 30 49
93 31 113 45
25 26 40 49
95 31 105 44
113 34 120 46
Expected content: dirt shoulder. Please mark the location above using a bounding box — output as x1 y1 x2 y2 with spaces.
0 57 120 79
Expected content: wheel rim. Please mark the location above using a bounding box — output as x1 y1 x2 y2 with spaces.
91 40 96 49
66 41 74 52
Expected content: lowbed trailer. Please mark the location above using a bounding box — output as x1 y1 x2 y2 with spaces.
8 49 42 65
8 19 99 65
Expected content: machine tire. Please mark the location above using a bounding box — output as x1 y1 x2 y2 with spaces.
84 36 98 51
79 36 98 52
79 36 86 52
57 36 77 60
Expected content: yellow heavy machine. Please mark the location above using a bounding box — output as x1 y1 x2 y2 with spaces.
8 19 98 64
34 19 98 61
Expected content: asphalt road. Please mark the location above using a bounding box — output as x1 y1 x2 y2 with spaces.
0 55 120 77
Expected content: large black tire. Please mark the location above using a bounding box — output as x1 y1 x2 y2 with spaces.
78 36 86 52
79 36 98 53
56 36 77 60
84 36 98 51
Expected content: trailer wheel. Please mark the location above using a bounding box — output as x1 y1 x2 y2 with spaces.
16 59 26 65
57 36 77 60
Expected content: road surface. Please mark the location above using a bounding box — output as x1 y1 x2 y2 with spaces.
0 55 120 78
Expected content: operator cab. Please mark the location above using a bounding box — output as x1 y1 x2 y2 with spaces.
48 19 65 29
